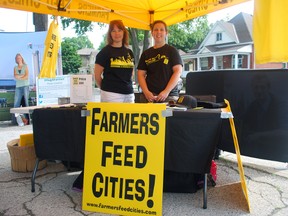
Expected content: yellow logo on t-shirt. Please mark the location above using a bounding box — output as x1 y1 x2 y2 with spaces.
110 53 134 68
145 54 169 65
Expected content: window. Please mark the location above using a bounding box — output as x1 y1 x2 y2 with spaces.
200 57 209 70
232 55 243 68
216 33 222 41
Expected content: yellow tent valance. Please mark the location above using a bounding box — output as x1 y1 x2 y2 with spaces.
0 0 250 30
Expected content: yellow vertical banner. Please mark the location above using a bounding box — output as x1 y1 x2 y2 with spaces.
39 18 61 78
82 102 166 215
254 0 288 64
223 99 250 212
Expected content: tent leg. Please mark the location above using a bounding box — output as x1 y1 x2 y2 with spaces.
203 173 207 209
31 158 40 192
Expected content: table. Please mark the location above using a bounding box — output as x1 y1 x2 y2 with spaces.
10 104 77 123
30 106 222 208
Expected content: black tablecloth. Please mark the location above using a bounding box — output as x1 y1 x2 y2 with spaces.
32 107 221 175
32 106 86 163
165 109 222 174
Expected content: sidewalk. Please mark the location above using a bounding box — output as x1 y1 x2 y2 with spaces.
1 122 288 216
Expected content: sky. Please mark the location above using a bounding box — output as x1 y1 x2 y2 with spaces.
0 1 254 49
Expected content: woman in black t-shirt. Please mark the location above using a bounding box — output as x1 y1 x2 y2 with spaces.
137 20 183 103
94 20 135 103
73 20 135 192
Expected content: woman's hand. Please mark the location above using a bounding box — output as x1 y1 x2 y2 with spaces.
144 91 157 102
155 90 169 102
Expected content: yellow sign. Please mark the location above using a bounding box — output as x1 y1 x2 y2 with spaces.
82 102 166 215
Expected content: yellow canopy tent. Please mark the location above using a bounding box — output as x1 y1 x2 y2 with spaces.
0 0 251 78
0 0 249 30
2 0 288 64
253 0 288 64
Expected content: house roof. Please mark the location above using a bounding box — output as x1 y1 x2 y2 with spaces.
219 21 238 43
183 12 253 58
206 44 250 53
229 12 253 43
77 48 97 56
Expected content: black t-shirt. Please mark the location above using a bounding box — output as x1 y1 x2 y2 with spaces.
137 44 183 96
96 45 134 94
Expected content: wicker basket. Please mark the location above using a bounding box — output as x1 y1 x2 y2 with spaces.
7 139 47 172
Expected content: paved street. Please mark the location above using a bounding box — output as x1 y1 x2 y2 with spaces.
0 121 288 216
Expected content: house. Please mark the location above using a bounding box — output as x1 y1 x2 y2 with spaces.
181 12 286 72
77 48 98 74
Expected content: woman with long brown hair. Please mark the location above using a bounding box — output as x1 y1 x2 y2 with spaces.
94 20 135 102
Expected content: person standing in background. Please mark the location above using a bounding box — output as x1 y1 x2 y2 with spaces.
94 19 135 103
72 20 135 192
137 20 183 103
13 53 29 125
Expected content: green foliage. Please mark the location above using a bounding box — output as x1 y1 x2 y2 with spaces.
61 38 83 74
168 16 211 52
98 35 107 50
63 35 94 49
61 18 93 35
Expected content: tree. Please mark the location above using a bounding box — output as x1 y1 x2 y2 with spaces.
168 17 211 52
61 37 88 74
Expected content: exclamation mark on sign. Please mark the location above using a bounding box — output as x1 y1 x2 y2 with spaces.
147 174 155 208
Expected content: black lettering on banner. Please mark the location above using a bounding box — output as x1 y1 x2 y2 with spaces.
139 113 149 134
90 107 160 135
113 145 122 166
100 112 108 132
92 172 103 197
91 173 146 202
102 141 113 167
109 112 118 132
110 177 118 198
130 113 139 134
118 113 129 133
135 179 145 201
91 108 100 134
104 176 109 196
119 178 124 198
136 146 147 168
47 51 52 57
124 179 134 200
124 146 133 166
150 113 159 135
49 42 54 49
102 141 147 168
51 34 57 41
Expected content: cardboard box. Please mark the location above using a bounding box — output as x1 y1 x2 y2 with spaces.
7 139 47 172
